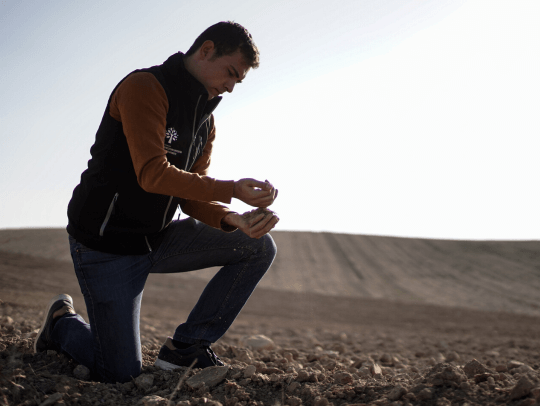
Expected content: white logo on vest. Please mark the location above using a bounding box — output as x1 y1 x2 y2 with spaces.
165 127 178 144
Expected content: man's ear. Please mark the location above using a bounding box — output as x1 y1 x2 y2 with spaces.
199 40 215 60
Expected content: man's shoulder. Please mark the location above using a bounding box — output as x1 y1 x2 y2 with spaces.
120 71 164 93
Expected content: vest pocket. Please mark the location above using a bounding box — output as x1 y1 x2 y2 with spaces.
99 192 119 236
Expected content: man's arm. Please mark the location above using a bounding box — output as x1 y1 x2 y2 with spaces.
110 72 234 204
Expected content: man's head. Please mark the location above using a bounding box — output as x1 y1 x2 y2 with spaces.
184 21 259 100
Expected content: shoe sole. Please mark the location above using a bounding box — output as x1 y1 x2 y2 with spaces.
155 358 187 371
34 294 73 353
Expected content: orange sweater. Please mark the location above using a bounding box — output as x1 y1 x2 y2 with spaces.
109 72 236 231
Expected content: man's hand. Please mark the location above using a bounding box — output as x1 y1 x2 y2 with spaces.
233 178 278 208
223 208 279 239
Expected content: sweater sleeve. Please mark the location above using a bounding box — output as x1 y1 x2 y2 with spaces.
109 72 234 204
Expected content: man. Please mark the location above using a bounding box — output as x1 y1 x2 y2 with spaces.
34 21 279 383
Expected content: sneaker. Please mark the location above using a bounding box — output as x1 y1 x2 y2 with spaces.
34 294 75 353
155 337 224 370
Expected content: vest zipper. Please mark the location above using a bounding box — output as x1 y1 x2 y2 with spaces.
99 193 119 236
145 235 152 252
184 95 202 171
160 95 202 232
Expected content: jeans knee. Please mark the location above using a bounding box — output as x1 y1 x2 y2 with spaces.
259 233 277 261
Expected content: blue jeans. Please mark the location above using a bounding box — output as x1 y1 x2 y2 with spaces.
52 218 276 383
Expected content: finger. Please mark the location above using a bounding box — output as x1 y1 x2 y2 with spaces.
246 188 273 199
250 213 278 234
244 178 268 190
264 180 274 192
251 195 276 208
248 213 265 227
251 216 279 239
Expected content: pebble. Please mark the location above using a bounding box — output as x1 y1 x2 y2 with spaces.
73 365 91 380
513 364 534 374
427 363 466 385
186 366 229 389
135 374 155 391
370 362 383 379
463 359 492 378
446 351 460 362
387 385 407 401
417 388 434 401
508 360 525 370
243 365 256 379
531 387 540 399
288 396 302 406
358 366 371 378
313 397 330 406
510 376 535 400
334 371 354 385
137 395 169 406
241 335 275 351
38 393 63 406
232 347 253 363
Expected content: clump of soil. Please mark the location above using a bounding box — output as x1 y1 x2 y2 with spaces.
242 208 276 227
2 300 540 406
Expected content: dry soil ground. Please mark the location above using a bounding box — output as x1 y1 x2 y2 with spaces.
1 228 540 406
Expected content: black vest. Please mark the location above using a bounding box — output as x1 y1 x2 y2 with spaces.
67 53 221 255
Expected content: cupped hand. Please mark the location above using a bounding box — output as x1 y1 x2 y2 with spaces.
223 208 279 239
233 178 278 208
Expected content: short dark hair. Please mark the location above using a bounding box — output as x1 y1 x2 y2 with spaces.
186 21 260 69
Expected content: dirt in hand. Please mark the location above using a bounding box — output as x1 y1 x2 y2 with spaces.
242 208 276 227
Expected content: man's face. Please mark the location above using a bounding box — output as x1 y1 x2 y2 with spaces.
194 43 251 100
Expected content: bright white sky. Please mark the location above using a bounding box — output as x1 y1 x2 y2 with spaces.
1 0 539 240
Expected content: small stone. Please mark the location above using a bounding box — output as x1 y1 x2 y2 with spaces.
241 335 275 351
380 353 392 364
370 362 383 378
296 370 317 383
446 351 460 362
231 347 253 363
137 395 169 406
3 316 14 325
463 359 492 378
531 387 540 399
514 364 534 374
313 397 329 406
187 366 230 389
436 398 451 406
176 402 190 406
510 376 535 400
495 364 508 372
508 360 525 370
334 371 354 385
288 396 302 406
417 388 433 401
427 363 466 385
243 365 256 379
135 374 155 391
46 350 57 356
357 366 371 378
38 393 63 406
287 381 301 393
73 365 91 380
474 373 492 383
387 385 407 401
